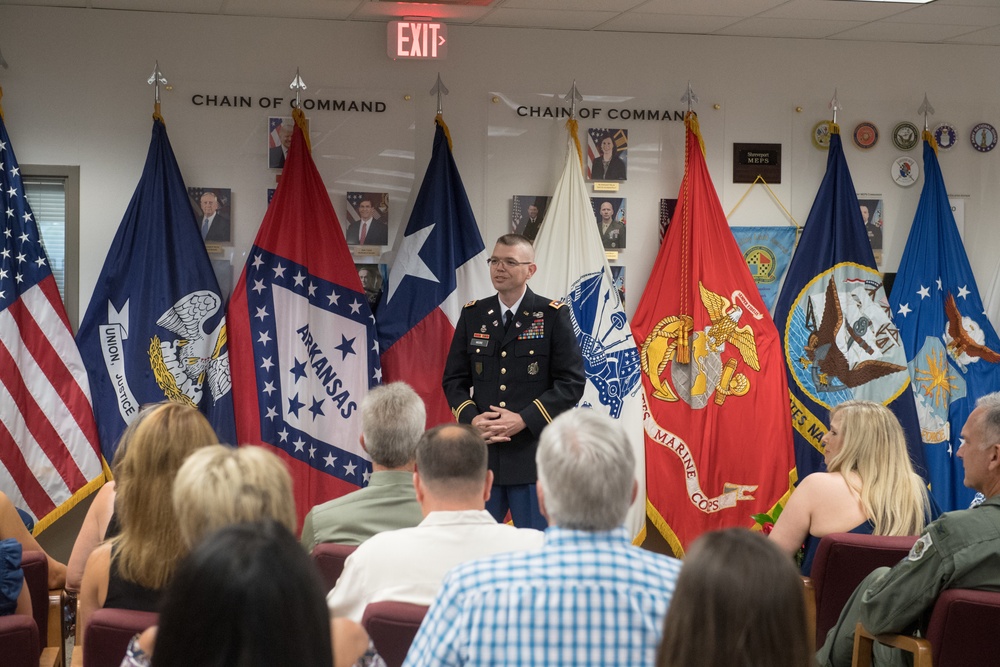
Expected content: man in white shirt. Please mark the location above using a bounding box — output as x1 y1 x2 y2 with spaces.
327 423 544 622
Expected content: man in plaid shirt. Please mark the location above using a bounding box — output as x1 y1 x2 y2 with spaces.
403 408 682 667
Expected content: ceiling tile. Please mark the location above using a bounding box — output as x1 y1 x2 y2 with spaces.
944 23 1000 44
349 1 493 22
221 0 362 20
884 2 1000 25
94 0 224 10
598 12 744 33
502 0 646 11
635 0 787 18
829 20 983 42
716 16 864 38
475 7 620 30
759 0 912 21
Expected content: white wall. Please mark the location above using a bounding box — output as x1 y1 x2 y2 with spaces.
1 5 998 322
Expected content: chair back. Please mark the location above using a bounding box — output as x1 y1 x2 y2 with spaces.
0 614 39 667
311 543 357 592
82 607 158 667
926 588 1000 666
810 533 917 647
361 601 428 667
21 550 49 652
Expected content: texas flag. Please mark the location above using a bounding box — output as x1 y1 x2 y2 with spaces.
377 115 491 427
228 110 381 521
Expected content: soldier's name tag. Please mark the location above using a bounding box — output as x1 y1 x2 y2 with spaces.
470 338 489 348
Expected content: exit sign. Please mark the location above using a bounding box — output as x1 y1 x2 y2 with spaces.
387 20 448 60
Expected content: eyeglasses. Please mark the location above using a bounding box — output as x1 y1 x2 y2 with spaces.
487 257 533 268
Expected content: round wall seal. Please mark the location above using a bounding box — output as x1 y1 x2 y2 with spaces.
891 122 919 151
891 156 919 187
812 121 833 150
971 123 998 153
934 123 958 150
853 122 879 149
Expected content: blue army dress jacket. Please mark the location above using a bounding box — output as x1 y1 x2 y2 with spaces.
443 288 585 486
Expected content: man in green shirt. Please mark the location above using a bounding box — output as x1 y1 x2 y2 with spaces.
301 382 426 550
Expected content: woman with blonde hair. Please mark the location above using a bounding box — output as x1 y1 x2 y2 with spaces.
770 399 932 574
78 402 217 635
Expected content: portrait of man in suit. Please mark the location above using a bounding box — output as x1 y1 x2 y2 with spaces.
345 192 389 246
188 187 232 244
268 117 294 169
512 195 550 243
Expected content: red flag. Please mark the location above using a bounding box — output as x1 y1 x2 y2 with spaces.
0 92 104 529
631 113 794 554
228 110 381 523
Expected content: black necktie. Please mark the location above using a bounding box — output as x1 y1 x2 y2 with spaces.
503 310 513 332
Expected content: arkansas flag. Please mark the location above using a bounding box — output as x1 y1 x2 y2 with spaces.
77 116 236 462
228 110 381 521
377 115 490 427
889 133 1000 511
632 113 794 554
531 119 646 541
0 92 103 530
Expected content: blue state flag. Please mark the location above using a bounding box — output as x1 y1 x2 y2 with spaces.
77 119 236 461
773 127 925 481
889 134 1000 511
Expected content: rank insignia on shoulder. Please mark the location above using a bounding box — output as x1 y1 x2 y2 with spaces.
464 300 477 308
908 533 933 561
548 300 564 309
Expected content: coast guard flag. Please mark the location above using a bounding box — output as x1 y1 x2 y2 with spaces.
773 126 925 483
77 118 235 462
531 119 646 541
631 113 794 554
377 116 490 427
227 110 381 522
0 94 103 529
889 133 1000 511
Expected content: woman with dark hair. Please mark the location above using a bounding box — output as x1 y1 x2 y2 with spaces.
150 521 333 667
590 133 626 180
657 529 815 667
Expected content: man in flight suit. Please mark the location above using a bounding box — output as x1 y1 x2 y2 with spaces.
443 234 585 529
818 391 1000 666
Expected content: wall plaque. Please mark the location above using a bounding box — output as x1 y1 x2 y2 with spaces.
733 143 781 183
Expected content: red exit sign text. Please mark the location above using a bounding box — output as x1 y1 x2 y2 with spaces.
387 21 448 60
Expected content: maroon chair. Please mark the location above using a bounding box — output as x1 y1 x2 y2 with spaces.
808 533 917 648
310 543 357 592
853 589 1000 667
82 608 158 667
361 601 428 667
20 550 49 653
0 614 39 667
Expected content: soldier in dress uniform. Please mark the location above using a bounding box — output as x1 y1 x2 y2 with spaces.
443 234 585 529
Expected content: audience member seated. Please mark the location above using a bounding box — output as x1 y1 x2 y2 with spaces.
302 383 426 551
769 400 931 574
77 402 217 639
328 423 544 622
403 408 682 667
657 528 814 667
817 392 1000 667
0 491 66 590
0 538 30 618
133 521 335 667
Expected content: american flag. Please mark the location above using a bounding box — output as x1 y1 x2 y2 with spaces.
0 102 103 529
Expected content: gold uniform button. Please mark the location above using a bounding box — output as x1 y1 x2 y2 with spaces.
501 368 507 375
499 401 506 408
501 351 507 358
529 350 535 355
500 384 507 391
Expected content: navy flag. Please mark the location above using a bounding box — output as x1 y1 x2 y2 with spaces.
77 119 236 461
773 126 926 481
889 133 1000 511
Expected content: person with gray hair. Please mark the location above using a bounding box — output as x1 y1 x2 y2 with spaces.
404 409 682 667
327 424 543 623
818 391 1000 667
301 382 427 550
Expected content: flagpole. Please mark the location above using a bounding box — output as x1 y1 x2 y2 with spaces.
431 73 449 116
828 88 840 128
147 61 166 122
289 69 311 152
675 82 701 363
562 80 584 167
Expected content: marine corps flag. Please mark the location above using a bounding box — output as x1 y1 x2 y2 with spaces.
77 117 236 462
0 90 103 529
889 133 1000 511
632 113 794 554
773 126 925 483
377 116 490 428
227 110 381 522
531 119 645 541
